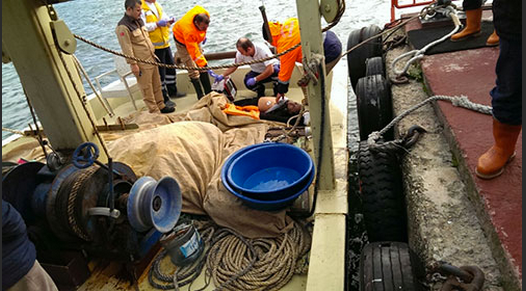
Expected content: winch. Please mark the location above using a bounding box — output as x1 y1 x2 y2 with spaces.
2 142 182 262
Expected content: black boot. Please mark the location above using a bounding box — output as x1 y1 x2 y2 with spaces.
191 78 204 100
256 85 266 98
162 88 176 107
168 85 187 98
199 72 212 95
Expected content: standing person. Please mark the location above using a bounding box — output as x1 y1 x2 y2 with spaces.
262 18 342 102
115 0 175 114
475 0 521 179
172 5 222 100
450 0 499 46
141 0 185 109
220 37 280 98
3 200 58 291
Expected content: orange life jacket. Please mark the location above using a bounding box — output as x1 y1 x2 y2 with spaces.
268 18 302 84
173 6 209 67
222 104 260 120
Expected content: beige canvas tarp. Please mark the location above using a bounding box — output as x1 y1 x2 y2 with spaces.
3 93 295 238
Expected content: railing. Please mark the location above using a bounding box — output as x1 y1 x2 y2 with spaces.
391 0 434 22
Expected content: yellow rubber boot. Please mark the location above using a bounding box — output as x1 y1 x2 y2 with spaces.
451 8 482 42
486 29 499 46
476 119 522 179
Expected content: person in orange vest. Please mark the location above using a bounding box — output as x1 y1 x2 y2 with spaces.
116 0 174 114
141 0 186 109
262 17 342 102
450 0 499 46
172 5 222 100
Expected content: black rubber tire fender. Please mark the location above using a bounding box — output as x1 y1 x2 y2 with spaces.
357 141 406 242
355 74 393 141
347 24 383 90
359 241 424 291
365 56 385 77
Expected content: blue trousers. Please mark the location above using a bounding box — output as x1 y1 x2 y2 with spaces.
462 0 482 10
490 37 522 125
244 64 280 97
154 47 177 95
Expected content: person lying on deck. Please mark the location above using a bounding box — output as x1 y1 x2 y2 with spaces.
233 96 305 125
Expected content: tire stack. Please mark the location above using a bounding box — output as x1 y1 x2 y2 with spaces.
347 25 425 290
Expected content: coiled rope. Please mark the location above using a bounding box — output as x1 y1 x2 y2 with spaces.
148 220 311 291
367 94 492 145
205 221 310 291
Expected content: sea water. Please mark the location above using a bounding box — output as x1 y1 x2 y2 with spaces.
1 0 393 142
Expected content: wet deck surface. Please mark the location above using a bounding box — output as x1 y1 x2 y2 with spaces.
405 19 522 283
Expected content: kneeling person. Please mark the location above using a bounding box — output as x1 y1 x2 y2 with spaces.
221 37 280 98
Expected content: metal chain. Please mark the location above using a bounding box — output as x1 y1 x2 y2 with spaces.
74 34 300 71
72 55 113 117
56 49 111 159
72 0 345 72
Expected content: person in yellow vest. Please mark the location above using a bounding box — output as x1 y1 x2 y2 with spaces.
141 0 185 109
116 0 175 114
172 5 222 100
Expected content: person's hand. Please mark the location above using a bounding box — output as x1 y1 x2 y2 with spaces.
202 37 207 45
208 70 224 82
157 20 168 27
276 93 285 103
168 16 175 24
246 77 257 87
131 64 140 78
215 74 224 82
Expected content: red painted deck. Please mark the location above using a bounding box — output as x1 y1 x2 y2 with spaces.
405 18 522 286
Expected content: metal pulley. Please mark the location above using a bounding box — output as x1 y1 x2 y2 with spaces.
127 176 182 233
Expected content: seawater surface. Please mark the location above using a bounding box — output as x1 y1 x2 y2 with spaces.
2 0 392 141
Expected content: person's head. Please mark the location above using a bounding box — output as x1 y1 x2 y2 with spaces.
193 13 210 31
236 37 255 57
125 0 142 20
286 100 302 115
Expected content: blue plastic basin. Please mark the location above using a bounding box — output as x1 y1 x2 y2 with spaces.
220 143 276 190
222 169 314 211
227 143 314 201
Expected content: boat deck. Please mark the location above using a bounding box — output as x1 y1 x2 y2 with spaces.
405 17 522 286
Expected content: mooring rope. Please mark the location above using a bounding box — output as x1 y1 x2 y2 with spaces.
367 95 492 145
391 5 461 77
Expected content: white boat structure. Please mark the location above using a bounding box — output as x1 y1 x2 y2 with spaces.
2 0 353 290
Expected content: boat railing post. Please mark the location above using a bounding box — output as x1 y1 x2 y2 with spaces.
295 0 336 191
2 0 108 162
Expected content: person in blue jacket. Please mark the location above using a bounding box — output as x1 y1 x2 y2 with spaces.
2 200 57 291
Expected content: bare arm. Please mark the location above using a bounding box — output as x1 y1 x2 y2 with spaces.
222 67 237 77
255 64 274 82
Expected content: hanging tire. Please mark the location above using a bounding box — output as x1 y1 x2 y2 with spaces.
358 141 406 242
347 24 383 90
355 74 393 141
360 242 424 291
365 56 385 77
